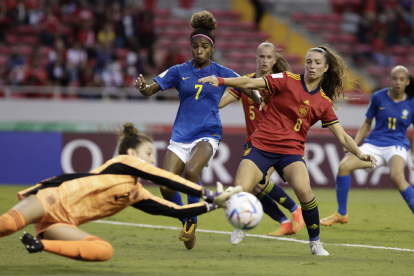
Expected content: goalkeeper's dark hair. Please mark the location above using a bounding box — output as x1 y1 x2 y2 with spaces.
118 123 152 155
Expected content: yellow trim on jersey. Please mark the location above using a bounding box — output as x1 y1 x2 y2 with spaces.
286 72 301 80
263 76 273 94
322 120 339 127
228 89 241 100
244 72 255 78
320 91 332 103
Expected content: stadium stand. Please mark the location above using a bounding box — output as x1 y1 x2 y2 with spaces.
0 0 306 100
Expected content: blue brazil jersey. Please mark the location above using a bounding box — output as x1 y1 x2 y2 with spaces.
364 88 414 150
154 60 238 143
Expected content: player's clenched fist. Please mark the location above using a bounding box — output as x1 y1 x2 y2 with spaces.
134 74 147 91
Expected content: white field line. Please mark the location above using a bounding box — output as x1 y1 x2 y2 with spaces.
93 220 414 253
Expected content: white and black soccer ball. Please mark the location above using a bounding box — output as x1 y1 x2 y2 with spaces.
225 192 263 230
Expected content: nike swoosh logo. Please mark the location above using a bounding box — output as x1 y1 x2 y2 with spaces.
379 107 386 110
182 77 190 80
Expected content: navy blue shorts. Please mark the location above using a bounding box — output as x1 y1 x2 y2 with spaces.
241 142 306 183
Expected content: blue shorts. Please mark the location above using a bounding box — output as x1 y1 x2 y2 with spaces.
241 142 306 183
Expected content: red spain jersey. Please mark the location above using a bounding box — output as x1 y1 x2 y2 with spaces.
251 71 338 156
229 73 269 143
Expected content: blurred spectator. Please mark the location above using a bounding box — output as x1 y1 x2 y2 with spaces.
136 9 156 67
95 42 113 73
77 22 95 50
162 44 185 71
25 57 49 87
101 55 123 87
250 0 265 30
66 42 87 83
48 38 66 62
7 47 25 71
98 23 116 47
72 0 94 27
48 54 70 86
39 5 60 46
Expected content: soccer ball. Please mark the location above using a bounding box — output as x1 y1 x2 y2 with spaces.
225 192 263 230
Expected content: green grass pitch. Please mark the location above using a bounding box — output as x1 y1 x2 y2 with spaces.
0 185 413 276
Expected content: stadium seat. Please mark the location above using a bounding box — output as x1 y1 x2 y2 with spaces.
366 65 383 77
291 12 306 23
115 49 130 59
0 45 12 55
305 23 321 33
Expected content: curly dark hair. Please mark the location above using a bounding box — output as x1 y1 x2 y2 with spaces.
190 11 217 45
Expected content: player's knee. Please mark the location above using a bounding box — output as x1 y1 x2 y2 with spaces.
100 241 114 261
83 236 114 261
338 160 352 176
184 166 200 181
294 188 313 203
160 186 176 200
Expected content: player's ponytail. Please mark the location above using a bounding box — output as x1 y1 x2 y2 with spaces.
273 53 291 73
118 122 152 155
309 45 348 104
190 11 216 46
405 74 414 99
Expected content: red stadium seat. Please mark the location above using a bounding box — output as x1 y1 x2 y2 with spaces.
325 23 341 33
284 54 302 64
366 65 383 77
335 44 352 55
390 45 408 56
16 36 40 45
0 56 7 65
18 45 33 57
354 44 371 54
325 13 343 24
308 14 326 22
291 12 306 23
305 23 321 33
114 48 130 59
338 34 357 44
6 35 18 44
0 45 12 55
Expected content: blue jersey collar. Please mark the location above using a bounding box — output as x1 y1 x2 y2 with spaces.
300 74 321 95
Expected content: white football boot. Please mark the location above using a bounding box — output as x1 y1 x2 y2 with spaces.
310 241 329 256
230 229 247 245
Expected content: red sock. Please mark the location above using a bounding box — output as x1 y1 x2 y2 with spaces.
42 236 114 262
0 209 26 237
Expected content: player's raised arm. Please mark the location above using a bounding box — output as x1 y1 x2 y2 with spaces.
198 76 267 91
134 74 161 97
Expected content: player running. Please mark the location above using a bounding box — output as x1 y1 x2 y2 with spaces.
321 66 414 226
219 42 305 244
133 11 257 250
0 123 239 262
198 45 377 256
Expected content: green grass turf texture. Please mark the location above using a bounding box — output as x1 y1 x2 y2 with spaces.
0 185 413 276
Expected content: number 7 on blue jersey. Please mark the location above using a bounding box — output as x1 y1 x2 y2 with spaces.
195 85 203 100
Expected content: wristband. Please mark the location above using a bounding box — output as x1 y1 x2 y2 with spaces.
217 77 225 86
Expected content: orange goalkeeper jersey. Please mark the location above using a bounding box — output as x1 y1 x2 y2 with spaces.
18 155 205 226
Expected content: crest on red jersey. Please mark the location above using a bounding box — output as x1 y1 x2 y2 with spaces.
298 105 309 117
248 98 254 104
